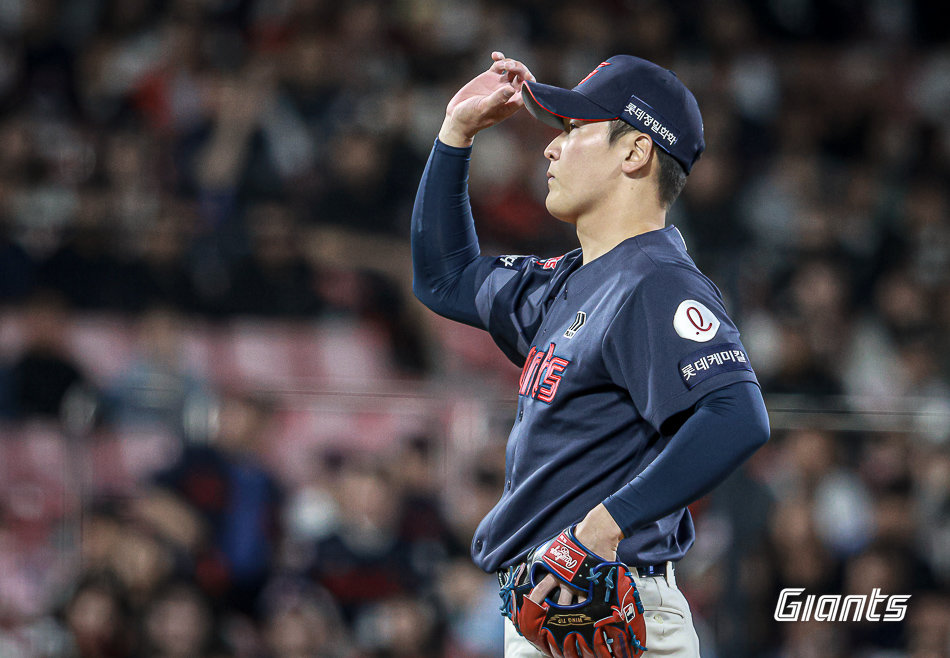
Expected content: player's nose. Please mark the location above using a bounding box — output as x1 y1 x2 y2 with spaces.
544 134 563 161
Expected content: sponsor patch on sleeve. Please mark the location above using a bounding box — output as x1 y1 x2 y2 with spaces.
679 343 753 389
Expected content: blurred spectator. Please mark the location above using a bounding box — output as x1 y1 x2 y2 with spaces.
761 320 844 399
353 269 431 376
191 58 281 199
259 576 350 658
282 446 343 567
468 135 552 252
768 428 840 496
35 185 118 311
103 304 211 436
137 389 283 615
313 128 411 235
140 580 222 658
227 202 322 317
61 572 132 658
105 523 176 615
913 443 950 583
123 202 200 314
776 619 850 658
392 434 460 565
905 592 950 657
78 501 126 574
308 453 417 626
842 546 911 652
435 557 504 658
446 445 508 555
354 595 442 658
0 217 35 302
685 458 776 657
767 495 840 596
4 291 93 420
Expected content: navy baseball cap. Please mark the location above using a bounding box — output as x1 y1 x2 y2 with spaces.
522 55 705 173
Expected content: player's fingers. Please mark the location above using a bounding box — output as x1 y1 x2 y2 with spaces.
568 582 587 604
504 59 536 83
489 56 534 80
528 574 559 604
483 83 516 109
557 585 574 606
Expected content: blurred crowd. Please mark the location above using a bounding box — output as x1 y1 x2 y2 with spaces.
0 0 949 655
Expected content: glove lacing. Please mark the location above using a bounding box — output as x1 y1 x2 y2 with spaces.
498 566 520 617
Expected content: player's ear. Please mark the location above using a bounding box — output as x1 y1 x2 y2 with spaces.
620 132 653 176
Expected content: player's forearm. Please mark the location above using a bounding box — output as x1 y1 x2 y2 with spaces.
603 381 770 537
410 139 485 326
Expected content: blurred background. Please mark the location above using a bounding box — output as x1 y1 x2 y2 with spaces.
0 0 948 656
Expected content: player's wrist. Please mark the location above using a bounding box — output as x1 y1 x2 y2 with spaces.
575 504 624 559
438 116 475 148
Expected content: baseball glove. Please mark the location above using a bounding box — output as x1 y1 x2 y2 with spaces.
499 526 647 657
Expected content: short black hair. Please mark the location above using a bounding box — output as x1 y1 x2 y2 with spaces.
607 120 688 209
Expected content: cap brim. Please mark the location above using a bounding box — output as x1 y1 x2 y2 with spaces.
522 81 617 130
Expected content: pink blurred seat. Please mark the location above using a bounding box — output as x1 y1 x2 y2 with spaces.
67 315 133 384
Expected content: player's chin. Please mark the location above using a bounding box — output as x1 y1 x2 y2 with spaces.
544 195 577 225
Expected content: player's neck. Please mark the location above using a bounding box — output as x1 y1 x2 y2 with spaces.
576 204 667 265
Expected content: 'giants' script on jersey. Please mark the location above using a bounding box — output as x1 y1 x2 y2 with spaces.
518 342 571 404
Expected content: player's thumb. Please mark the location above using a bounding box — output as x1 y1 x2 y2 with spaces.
486 84 516 109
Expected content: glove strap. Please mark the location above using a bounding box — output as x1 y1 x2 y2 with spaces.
538 525 608 587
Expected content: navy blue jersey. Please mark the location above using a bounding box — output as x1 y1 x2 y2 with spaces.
467 228 758 570
411 140 763 573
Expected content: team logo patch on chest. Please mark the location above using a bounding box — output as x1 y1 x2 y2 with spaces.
519 342 571 404
564 311 586 338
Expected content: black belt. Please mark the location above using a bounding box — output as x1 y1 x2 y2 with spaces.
635 562 669 578
497 561 670 586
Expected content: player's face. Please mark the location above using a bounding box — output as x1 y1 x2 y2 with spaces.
543 119 622 223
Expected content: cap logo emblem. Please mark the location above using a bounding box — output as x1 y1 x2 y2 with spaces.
577 61 611 86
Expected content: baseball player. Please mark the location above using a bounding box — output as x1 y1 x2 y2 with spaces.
411 52 770 656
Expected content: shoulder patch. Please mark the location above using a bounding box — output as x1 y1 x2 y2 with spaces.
673 300 720 342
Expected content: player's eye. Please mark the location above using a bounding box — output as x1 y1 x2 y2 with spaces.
567 120 579 133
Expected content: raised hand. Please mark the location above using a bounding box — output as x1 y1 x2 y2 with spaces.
439 51 536 148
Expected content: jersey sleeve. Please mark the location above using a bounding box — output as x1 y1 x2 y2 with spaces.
411 138 568 366
602 263 759 432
